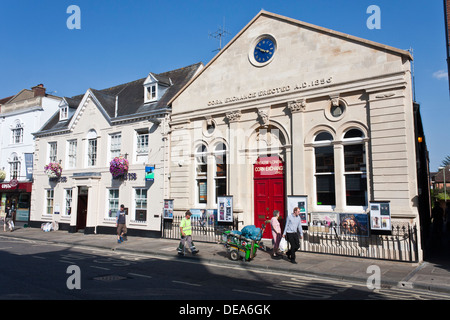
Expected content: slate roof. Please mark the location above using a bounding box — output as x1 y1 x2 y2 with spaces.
36 62 202 136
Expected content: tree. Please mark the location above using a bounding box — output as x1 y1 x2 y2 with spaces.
441 155 450 167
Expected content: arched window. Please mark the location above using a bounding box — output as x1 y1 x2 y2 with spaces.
214 143 227 201
314 131 335 206
11 121 23 144
343 129 367 207
195 143 208 204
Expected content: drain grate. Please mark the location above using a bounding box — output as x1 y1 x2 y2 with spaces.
93 275 128 282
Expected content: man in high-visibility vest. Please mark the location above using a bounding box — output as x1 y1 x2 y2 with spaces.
177 210 199 255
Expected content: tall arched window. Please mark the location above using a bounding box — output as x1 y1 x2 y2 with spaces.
343 129 367 207
195 143 208 204
214 143 227 201
314 131 335 206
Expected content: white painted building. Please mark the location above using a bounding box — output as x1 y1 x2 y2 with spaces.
0 84 61 221
30 64 202 235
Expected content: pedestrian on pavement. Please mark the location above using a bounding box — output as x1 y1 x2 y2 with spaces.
178 210 199 255
116 204 127 243
271 210 282 257
283 206 303 264
4 205 14 232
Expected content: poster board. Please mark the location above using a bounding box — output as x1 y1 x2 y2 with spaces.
339 213 369 236
286 195 308 226
310 212 338 232
217 196 233 222
163 199 174 219
370 201 391 232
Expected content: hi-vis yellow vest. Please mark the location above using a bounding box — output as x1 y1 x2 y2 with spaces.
180 218 192 236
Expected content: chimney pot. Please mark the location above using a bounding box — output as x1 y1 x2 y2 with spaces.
32 84 46 97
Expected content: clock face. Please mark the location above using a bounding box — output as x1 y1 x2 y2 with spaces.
253 38 275 63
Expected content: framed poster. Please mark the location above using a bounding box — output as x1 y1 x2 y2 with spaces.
370 201 391 231
339 213 369 236
163 199 174 219
287 195 308 226
310 212 338 232
217 196 233 222
145 166 155 181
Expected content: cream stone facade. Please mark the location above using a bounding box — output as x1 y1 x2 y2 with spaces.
168 11 425 259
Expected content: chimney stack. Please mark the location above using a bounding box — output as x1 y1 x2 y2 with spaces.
32 84 46 97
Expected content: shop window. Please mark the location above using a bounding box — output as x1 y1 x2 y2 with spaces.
195 144 208 204
135 188 147 222
343 129 367 207
314 131 335 206
108 189 119 218
214 143 227 201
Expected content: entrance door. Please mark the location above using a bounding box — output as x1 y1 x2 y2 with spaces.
76 187 88 231
253 156 285 239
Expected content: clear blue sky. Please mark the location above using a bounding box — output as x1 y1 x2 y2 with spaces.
0 0 448 171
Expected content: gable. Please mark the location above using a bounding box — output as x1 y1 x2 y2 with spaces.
170 11 412 115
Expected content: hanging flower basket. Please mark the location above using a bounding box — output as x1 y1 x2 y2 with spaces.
0 170 5 182
110 156 129 178
44 162 63 178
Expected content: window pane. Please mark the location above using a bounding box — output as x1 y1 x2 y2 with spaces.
345 174 367 206
315 146 334 173
215 178 226 199
344 144 365 172
316 175 335 206
315 132 333 142
344 129 364 139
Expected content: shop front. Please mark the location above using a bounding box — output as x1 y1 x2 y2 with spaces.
0 180 32 222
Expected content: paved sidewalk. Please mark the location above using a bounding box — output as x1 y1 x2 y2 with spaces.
1 226 450 295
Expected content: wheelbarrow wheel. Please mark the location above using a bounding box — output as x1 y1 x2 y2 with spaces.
229 249 239 261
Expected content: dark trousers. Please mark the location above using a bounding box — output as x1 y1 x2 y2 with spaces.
286 232 300 261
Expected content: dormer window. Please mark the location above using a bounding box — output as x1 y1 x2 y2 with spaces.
146 84 157 102
143 72 171 104
60 106 68 120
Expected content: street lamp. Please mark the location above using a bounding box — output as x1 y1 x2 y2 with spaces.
438 166 448 203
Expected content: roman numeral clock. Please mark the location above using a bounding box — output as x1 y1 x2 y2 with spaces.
249 35 277 67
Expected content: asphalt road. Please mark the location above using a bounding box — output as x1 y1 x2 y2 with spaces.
1 236 449 303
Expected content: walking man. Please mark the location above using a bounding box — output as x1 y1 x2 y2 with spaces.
116 204 127 243
178 210 199 255
283 206 303 264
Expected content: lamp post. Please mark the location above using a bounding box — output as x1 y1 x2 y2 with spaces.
439 166 448 203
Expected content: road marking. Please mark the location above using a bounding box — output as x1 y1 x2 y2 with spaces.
172 280 202 287
232 289 272 297
32 256 46 259
129 273 153 279
90 265 110 271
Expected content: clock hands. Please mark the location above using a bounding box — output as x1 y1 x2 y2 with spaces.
256 47 269 53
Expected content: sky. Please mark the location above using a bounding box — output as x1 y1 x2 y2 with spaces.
0 0 448 171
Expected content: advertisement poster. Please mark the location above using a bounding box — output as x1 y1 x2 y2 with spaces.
286 195 308 226
370 201 391 231
217 196 233 222
339 213 369 236
310 212 338 232
189 209 217 226
163 199 174 219
145 166 155 181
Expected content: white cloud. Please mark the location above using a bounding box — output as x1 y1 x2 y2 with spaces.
432 70 448 80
